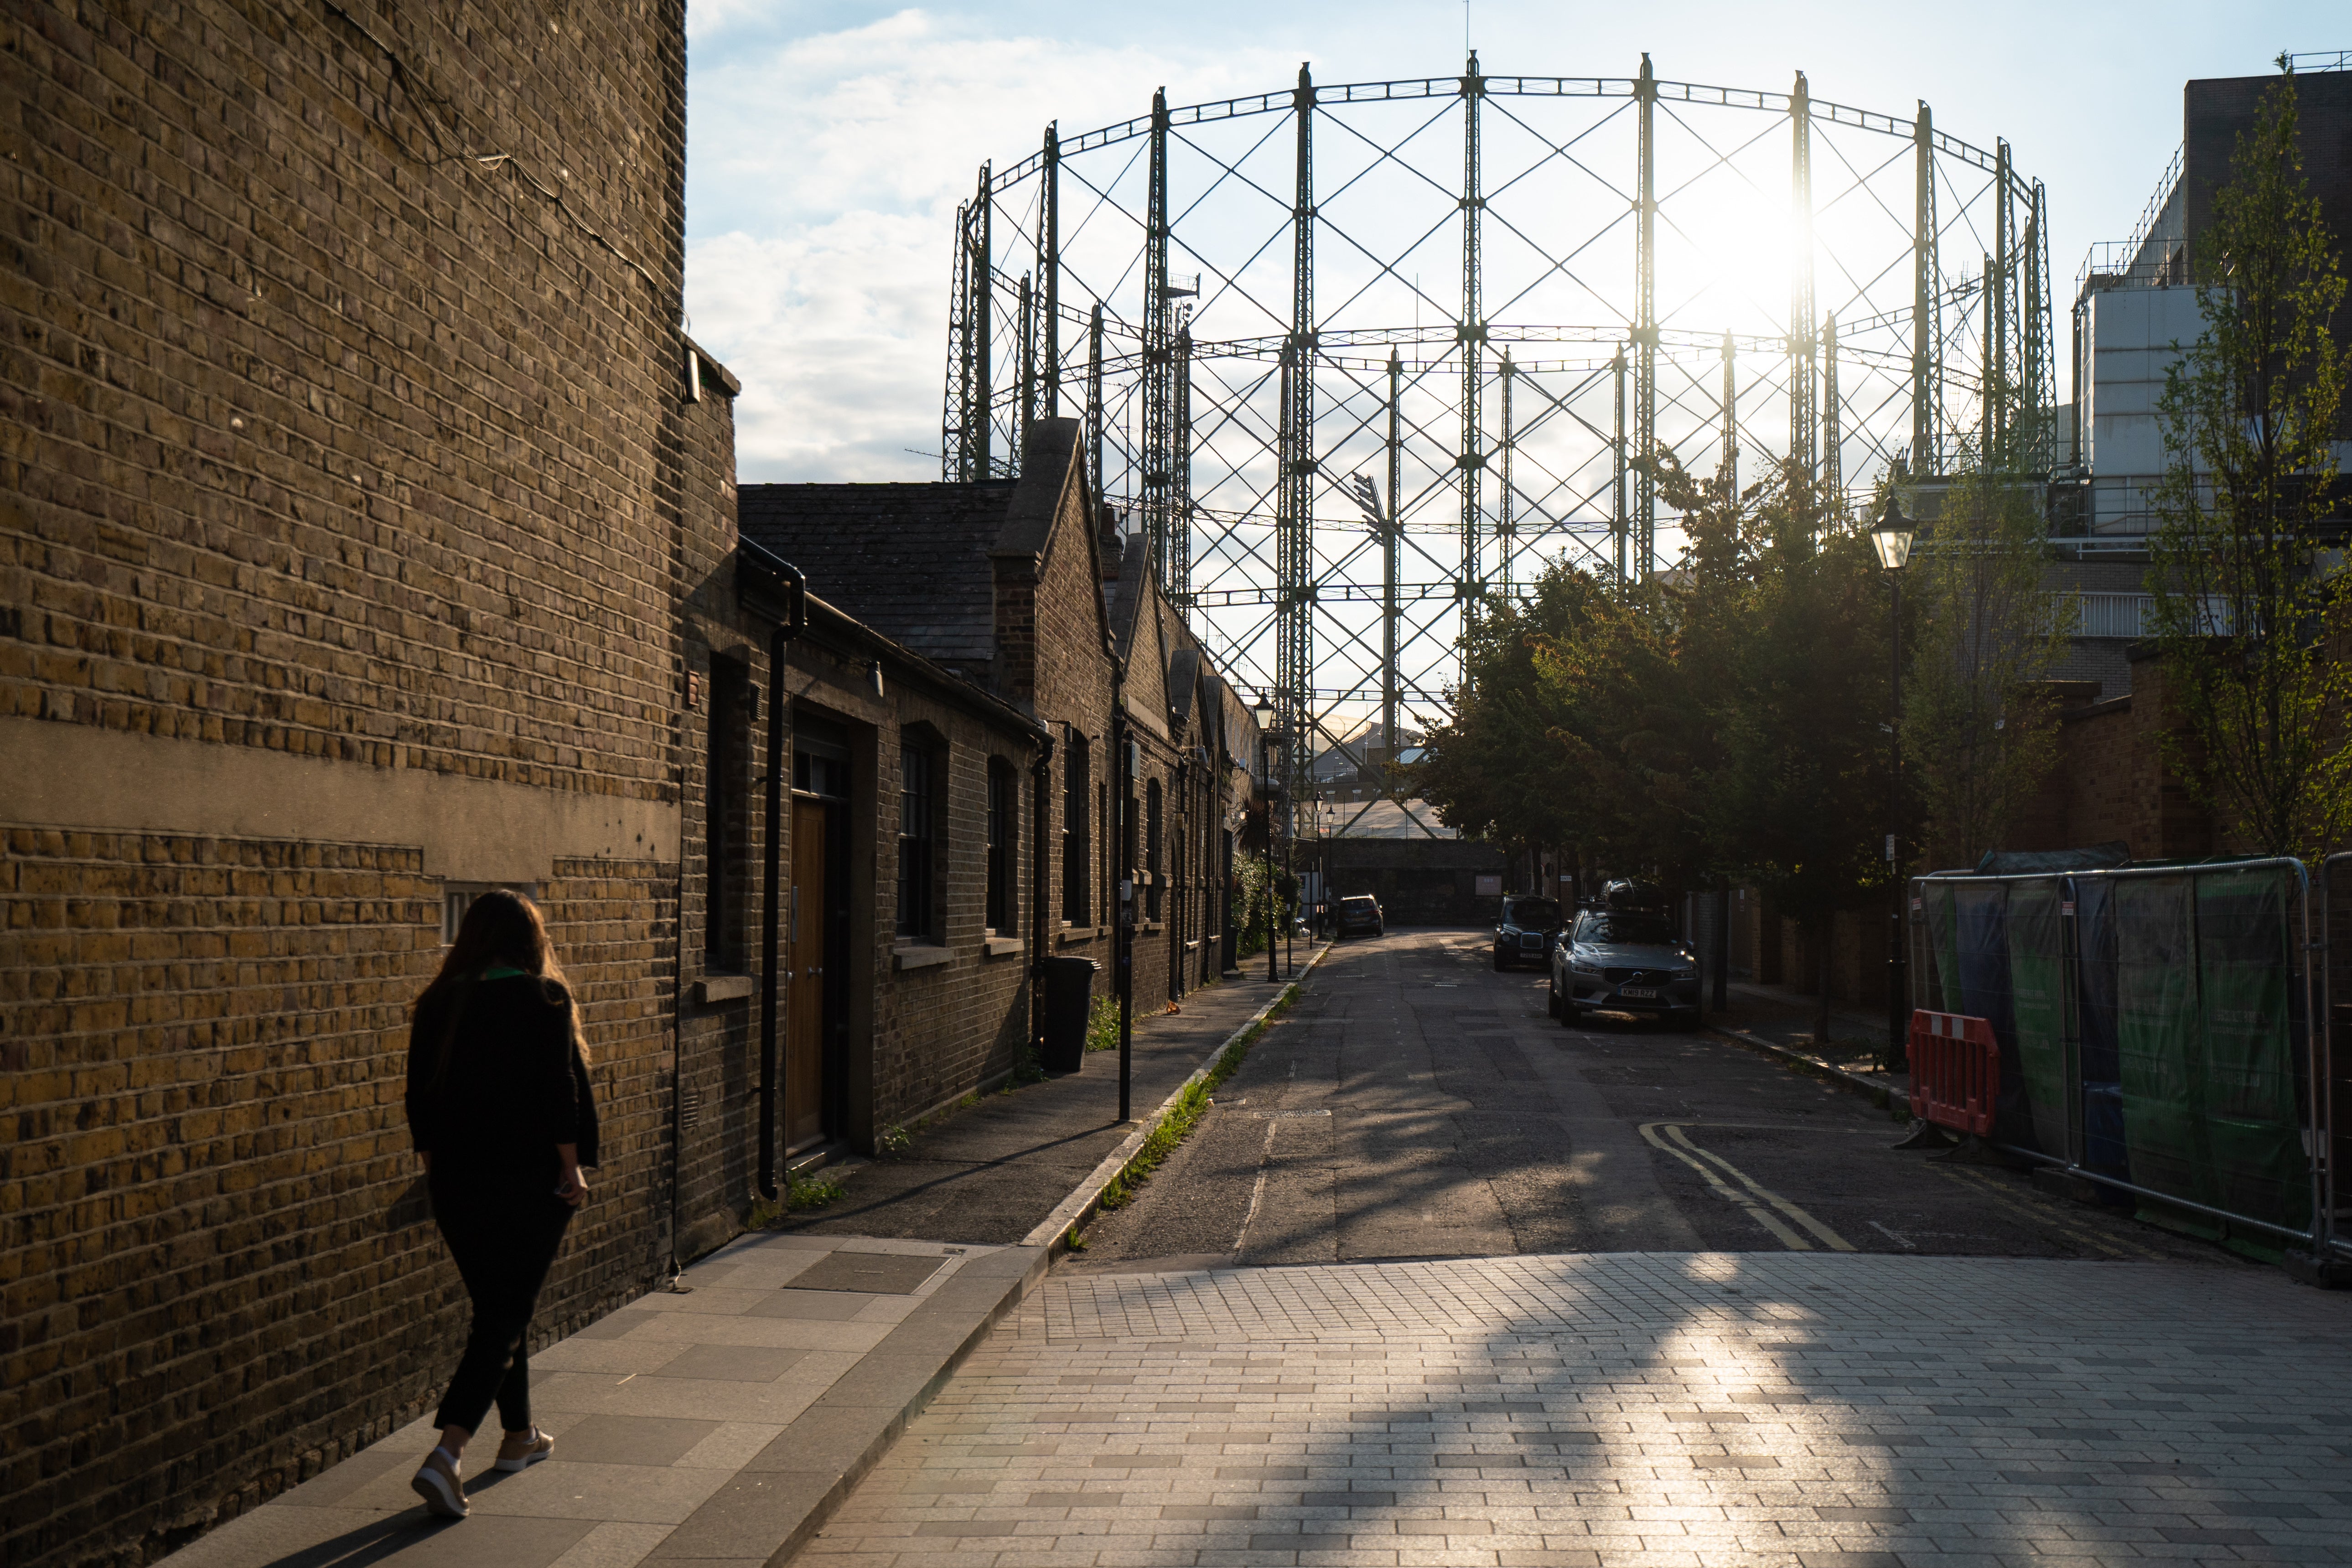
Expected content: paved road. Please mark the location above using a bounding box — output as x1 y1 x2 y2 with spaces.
1071 927 2223 1271
791 928 2350 1568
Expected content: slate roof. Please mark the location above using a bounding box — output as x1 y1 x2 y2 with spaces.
736 481 1017 668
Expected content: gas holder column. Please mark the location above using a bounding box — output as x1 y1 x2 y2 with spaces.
1383 347 1402 777
1144 88 1174 583
1042 122 1061 415
1911 101 1938 476
1278 63 1316 808
1633 54 1658 577
1458 52 1487 616
1788 72 1816 495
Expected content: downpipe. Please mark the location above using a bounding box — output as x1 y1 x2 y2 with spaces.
738 541 806 1202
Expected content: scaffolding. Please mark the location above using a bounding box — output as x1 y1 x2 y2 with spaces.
942 55 2053 820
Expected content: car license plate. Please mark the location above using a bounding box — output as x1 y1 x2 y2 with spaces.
1618 986 1658 999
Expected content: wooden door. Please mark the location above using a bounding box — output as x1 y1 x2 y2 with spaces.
787 797 828 1150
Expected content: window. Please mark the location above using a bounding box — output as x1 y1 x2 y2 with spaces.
1062 735 1090 924
986 758 1016 933
1145 778 1163 921
705 658 749 963
896 739 936 939
442 883 538 943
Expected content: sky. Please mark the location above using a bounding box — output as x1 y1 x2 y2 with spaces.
683 1 2347 484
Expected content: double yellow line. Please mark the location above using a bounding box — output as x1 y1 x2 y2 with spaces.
1640 1122 1856 1252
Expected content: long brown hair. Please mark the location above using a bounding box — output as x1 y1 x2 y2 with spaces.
420 890 590 1076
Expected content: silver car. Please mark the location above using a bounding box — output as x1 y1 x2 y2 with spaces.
1548 908 1701 1028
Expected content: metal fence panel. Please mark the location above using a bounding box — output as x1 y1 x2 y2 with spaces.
2007 879 2068 1159
1912 857 2319 1248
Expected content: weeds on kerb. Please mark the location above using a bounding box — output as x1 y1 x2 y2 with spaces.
1096 989 1292 1212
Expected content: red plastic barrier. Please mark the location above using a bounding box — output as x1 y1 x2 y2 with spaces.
1908 1010 1999 1136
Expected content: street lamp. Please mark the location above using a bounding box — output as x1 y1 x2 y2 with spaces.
1871 494 1916 1073
1253 693 1279 983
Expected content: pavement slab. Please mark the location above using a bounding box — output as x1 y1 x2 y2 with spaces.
161 1233 1045 1568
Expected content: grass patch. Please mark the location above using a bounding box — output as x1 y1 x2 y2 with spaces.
744 1166 846 1228
1084 994 1120 1053
1094 988 1293 1213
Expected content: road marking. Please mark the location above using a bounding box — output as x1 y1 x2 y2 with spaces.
1662 1124 1858 1252
1868 1220 1917 1250
1639 1122 1813 1249
1639 1123 1857 1252
1234 1119 1280 1253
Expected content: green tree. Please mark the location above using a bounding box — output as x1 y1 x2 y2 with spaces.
1677 461 1894 1045
2149 68 2352 859
1900 469 2072 870
1417 563 1609 857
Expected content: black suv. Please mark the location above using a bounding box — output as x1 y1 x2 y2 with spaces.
1491 895 1564 970
1335 894 1384 937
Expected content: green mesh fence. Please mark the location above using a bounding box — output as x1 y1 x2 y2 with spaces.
2194 868 2308 1232
1910 861 2314 1240
2005 880 2068 1159
2115 875 2214 1209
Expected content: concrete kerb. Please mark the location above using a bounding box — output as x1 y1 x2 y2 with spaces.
1022 943 1333 1256
1704 1021 1908 1114
727 1244 1052 1568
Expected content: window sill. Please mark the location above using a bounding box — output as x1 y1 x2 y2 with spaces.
893 943 953 972
695 973 756 1004
1057 926 1101 947
983 936 1025 958
1141 921 1165 935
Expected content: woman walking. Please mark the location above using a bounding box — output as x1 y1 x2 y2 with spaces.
404 890 598 1519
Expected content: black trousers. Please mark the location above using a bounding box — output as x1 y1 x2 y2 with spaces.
429 1170 574 1436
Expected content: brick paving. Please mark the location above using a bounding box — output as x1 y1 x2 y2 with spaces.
803 1251 2352 1567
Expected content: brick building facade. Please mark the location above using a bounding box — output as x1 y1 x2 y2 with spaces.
725 425 1262 1199
2 0 727 1562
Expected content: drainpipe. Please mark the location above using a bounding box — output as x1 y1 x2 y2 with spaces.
1114 699 1132 1122
1031 731 1056 1057
736 540 806 1201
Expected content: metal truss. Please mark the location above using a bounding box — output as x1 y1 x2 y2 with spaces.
939 55 2054 825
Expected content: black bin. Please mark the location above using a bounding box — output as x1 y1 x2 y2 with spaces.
1040 956 1099 1073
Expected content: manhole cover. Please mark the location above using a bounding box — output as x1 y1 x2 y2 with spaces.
787 1251 947 1295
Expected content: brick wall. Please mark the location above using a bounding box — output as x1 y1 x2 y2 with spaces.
2 0 710 1561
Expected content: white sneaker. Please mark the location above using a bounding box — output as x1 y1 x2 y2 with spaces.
410 1448 468 1518
493 1427 554 1473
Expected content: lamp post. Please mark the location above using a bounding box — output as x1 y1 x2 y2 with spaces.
1870 494 1916 1073
1253 693 1279 983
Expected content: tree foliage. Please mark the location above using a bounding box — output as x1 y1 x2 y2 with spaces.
1900 469 2073 871
1420 454 1896 1038
2150 69 2352 859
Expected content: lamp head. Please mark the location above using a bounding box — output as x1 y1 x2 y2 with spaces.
1870 494 1915 572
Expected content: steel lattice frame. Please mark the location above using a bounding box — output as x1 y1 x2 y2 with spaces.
940 55 2055 824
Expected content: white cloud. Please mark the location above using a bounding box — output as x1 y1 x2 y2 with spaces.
689 217 943 481
684 7 1291 479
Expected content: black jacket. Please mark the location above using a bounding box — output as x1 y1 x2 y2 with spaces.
406 974 600 1175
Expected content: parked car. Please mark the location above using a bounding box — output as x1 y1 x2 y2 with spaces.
1549 905 1700 1027
1492 895 1564 970
1335 894 1384 937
